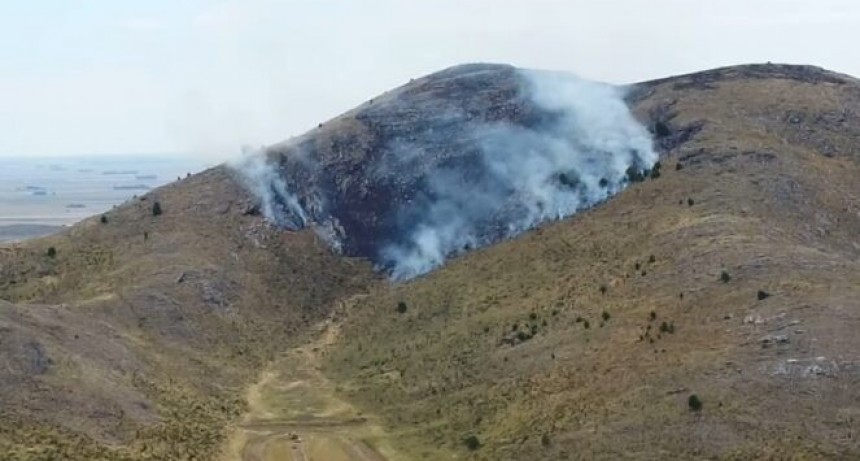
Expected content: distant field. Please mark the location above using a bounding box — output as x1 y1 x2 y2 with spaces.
0 155 213 233
0 224 64 243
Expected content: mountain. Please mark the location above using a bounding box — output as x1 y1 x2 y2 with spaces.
1 62 859 460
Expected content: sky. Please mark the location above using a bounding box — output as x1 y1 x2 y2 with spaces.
1 0 858 159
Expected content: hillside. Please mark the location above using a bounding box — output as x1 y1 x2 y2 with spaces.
321 64 860 459
1 63 859 460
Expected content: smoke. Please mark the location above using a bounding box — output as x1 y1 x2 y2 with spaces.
230 67 655 281
229 148 308 230
380 70 655 279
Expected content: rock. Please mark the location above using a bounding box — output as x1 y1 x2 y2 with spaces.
760 334 789 348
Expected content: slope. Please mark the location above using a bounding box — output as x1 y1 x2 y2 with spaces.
0 167 375 460
320 64 860 459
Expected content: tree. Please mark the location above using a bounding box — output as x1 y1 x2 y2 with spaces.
152 201 163 216
396 301 408 314
46 247 56 258
463 435 481 451
688 394 703 412
100 215 108 224
720 270 731 283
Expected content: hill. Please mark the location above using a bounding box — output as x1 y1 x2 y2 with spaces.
1 62 859 460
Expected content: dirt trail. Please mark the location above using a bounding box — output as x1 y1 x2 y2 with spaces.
220 319 400 461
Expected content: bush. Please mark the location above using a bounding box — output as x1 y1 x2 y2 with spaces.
396 301 408 314
46 247 56 258
464 435 481 451
541 433 552 447
152 201 163 216
100 215 108 224
649 254 656 263
687 198 695 207
688 394 703 412
583 320 591 329
720 270 731 283
601 311 611 322
757 290 771 301
650 311 657 321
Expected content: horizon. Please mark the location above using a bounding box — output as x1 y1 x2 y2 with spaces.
3 1 860 158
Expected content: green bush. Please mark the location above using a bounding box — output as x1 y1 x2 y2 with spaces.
720 270 731 283
46 247 57 258
396 301 408 314
757 290 771 301
688 394 703 412
601 311 611 322
100 215 108 224
152 201 163 216
464 435 481 451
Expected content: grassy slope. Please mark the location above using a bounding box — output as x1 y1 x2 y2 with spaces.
0 167 376 460
322 68 860 459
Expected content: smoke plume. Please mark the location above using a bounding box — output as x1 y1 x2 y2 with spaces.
231 66 656 280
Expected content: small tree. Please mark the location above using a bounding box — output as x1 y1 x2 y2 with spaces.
152 201 163 216
720 270 731 283
688 394 703 412
464 435 481 451
396 301 408 314
601 311 611 322
46 247 57 258
757 290 771 301
100 215 108 224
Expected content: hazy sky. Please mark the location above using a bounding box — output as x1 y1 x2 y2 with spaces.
1 0 858 158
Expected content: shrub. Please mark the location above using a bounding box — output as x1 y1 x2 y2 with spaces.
650 311 657 321
599 285 607 295
601 311 611 322
541 433 552 447
676 162 684 171
687 198 695 206
625 166 645 183
650 162 662 179
100 215 108 224
464 435 481 451
583 320 590 329
757 290 771 301
720 270 731 283
649 254 656 263
396 301 408 314
152 201 163 216
46 247 56 258
688 394 703 412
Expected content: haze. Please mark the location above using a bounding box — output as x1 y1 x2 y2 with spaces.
1 0 858 159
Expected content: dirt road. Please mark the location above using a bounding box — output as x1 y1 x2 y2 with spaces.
220 322 400 461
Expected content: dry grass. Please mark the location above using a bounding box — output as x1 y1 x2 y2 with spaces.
322 68 860 459
0 167 376 460
2 65 860 460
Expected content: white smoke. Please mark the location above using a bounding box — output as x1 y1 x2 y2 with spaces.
229 148 308 230
381 69 656 279
230 67 656 281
